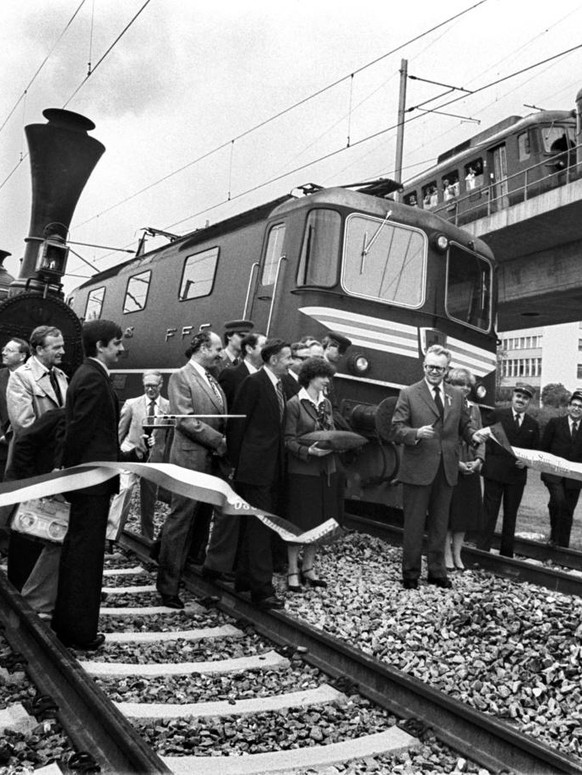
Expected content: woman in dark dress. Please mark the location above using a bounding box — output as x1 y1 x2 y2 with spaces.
284 357 343 592
445 368 485 570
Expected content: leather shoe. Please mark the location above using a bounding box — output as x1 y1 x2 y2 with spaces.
149 540 161 561
427 575 452 589
160 595 184 609
402 579 418 590
202 567 235 583
253 594 285 610
61 632 106 651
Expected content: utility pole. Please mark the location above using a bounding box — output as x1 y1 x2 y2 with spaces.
394 58 408 201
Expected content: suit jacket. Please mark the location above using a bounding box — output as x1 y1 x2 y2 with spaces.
281 372 301 400
7 356 68 435
228 368 285 486
481 407 539 485
0 368 10 434
218 361 252 410
63 358 120 496
284 393 336 476
540 415 582 490
118 393 170 462
168 361 226 473
392 379 477 486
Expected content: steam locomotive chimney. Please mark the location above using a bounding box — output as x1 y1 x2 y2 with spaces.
576 88 582 170
11 108 105 298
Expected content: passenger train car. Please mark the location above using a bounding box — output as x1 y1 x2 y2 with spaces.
401 88 582 227
68 180 497 509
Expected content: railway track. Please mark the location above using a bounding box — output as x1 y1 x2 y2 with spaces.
344 512 582 598
1 529 582 774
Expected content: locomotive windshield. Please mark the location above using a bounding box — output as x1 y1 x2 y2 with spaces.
446 244 492 331
342 214 426 307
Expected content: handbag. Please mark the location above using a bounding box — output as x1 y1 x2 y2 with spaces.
11 496 69 544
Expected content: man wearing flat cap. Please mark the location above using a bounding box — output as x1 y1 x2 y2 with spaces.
539 389 582 548
477 382 540 557
215 320 254 375
322 331 352 431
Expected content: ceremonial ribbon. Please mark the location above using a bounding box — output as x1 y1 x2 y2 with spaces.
0 462 341 545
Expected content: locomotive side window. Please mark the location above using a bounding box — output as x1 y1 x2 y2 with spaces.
442 172 459 201
297 209 340 287
422 182 438 207
517 131 530 161
178 247 219 301
446 244 492 331
261 223 286 286
85 287 105 320
342 214 426 308
123 270 152 314
464 158 483 189
403 192 418 207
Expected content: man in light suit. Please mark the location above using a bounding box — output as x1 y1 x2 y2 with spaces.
540 390 582 548
392 345 483 589
228 339 293 610
52 320 124 650
0 338 29 481
156 331 228 609
477 382 540 557
107 370 170 542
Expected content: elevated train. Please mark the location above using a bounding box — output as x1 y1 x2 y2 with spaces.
401 87 582 227
68 179 497 510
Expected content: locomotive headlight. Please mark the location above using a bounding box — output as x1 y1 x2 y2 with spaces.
475 384 487 399
347 353 370 375
433 233 449 253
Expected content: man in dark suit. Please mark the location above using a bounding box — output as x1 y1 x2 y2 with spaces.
0 338 29 481
228 338 293 609
156 331 228 609
52 320 124 650
477 382 540 557
323 331 352 431
539 390 582 548
218 332 266 408
214 319 255 376
392 345 483 589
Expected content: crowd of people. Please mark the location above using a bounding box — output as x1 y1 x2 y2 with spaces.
1 322 580 648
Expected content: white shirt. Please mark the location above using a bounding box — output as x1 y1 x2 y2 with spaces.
298 387 326 408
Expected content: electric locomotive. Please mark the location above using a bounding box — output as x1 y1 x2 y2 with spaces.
68 178 496 510
401 87 582 227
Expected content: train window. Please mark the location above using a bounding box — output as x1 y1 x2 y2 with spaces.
422 182 438 208
342 214 426 308
297 209 340 287
261 223 286 285
464 159 483 190
178 247 219 301
446 244 492 331
403 192 418 207
442 172 459 201
85 287 105 320
123 270 152 314
517 132 530 161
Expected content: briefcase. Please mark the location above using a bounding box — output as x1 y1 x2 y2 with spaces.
11 496 69 544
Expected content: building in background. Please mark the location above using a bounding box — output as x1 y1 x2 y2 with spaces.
498 322 582 400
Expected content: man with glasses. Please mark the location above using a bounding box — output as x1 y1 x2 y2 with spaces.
539 390 582 548
477 383 540 557
392 345 483 590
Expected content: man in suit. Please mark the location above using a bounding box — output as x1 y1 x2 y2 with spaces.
156 331 228 609
392 345 483 589
228 338 293 610
323 331 352 431
477 382 540 557
0 338 29 481
539 390 582 548
106 370 170 542
214 319 255 375
52 320 124 650
218 332 266 408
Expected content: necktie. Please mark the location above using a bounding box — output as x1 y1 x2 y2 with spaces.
276 380 285 419
515 413 522 429
147 400 156 422
206 372 224 410
572 421 578 438
433 385 444 417
48 369 63 407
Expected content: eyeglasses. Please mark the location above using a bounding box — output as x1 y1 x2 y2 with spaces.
424 365 446 373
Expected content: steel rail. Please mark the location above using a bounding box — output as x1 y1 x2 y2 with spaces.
119 531 582 775
0 568 171 775
344 513 582 597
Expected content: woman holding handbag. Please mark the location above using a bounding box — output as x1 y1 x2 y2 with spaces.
284 357 343 592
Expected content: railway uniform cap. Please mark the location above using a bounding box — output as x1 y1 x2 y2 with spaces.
513 382 535 398
570 390 582 404
223 319 254 335
326 331 352 353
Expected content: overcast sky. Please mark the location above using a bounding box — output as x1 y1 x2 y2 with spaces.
1 0 582 295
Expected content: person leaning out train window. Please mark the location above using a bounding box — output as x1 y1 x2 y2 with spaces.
284 357 344 593
443 368 485 570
